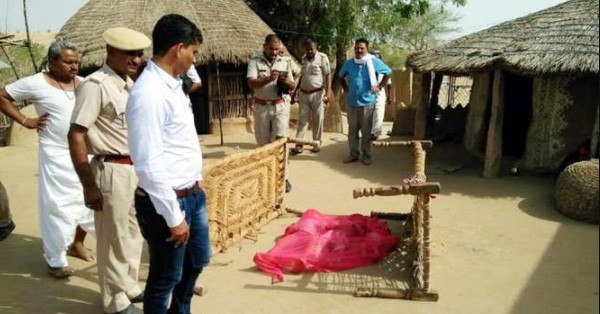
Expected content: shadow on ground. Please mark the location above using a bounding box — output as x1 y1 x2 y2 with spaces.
241 219 419 298
0 234 100 314
514 177 599 313
509 220 599 313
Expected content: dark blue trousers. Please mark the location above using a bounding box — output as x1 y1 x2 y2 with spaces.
135 189 211 314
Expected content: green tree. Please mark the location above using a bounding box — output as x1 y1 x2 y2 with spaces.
245 0 465 56
370 44 410 70
244 0 466 131
379 3 462 50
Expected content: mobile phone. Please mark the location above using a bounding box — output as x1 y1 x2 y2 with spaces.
276 71 288 79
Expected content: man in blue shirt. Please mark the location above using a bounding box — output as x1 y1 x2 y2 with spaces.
338 38 391 165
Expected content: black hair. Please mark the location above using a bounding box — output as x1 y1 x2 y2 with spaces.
264 34 281 45
304 38 317 47
152 14 203 56
355 38 369 48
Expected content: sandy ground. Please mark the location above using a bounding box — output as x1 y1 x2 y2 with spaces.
0 117 598 314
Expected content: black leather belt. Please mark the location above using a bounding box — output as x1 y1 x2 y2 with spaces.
300 87 324 94
135 182 201 198
99 155 133 165
254 98 285 105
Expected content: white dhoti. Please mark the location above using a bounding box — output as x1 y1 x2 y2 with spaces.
39 145 95 268
5 72 95 268
371 94 387 137
371 73 391 137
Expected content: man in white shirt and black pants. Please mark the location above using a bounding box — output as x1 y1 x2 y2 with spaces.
125 14 210 314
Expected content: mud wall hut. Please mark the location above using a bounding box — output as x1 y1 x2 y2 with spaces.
406 0 599 177
56 0 287 135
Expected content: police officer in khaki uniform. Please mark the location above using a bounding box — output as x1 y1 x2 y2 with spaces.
68 27 150 314
247 34 295 146
290 39 331 155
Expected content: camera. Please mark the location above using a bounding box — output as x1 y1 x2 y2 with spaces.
275 71 291 97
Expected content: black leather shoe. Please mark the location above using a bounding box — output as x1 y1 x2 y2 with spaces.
0 221 15 241
129 290 144 303
106 304 142 314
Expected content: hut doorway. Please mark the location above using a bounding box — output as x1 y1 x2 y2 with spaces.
502 73 533 158
191 65 211 134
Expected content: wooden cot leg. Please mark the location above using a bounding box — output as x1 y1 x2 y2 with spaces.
354 287 439 301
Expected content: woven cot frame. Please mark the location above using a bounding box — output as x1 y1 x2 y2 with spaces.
353 140 440 301
203 138 287 253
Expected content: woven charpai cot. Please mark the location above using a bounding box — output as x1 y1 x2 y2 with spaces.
353 140 441 301
203 138 287 253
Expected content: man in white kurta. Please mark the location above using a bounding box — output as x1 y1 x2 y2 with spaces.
183 64 202 94
0 40 94 276
370 50 395 140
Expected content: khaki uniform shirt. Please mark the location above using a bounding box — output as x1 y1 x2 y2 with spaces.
280 55 301 78
299 52 331 91
72 64 132 155
247 55 294 100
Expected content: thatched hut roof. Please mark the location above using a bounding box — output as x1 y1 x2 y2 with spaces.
407 0 599 75
56 0 276 69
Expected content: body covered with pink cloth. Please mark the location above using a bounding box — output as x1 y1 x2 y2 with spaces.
254 209 399 282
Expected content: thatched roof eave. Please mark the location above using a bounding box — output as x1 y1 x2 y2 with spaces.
56 0 278 70
407 0 599 76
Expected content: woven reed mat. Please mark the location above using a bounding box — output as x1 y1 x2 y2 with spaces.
203 138 287 253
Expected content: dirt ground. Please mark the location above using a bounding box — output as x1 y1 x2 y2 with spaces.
0 118 598 314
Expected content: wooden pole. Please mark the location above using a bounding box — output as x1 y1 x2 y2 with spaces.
215 63 224 145
483 69 505 177
464 72 491 157
353 183 440 198
414 72 432 139
422 194 431 292
22 0 38 72
427 73 443 136
1 46 20 79
208 68 214 128
286 137 319 147
590 104 599 158
372 140 433 149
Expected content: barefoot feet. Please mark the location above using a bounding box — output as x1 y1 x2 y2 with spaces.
48 265 76 279
67 241 96 262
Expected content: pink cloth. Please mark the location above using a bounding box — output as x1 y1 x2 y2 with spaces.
254 209 399 282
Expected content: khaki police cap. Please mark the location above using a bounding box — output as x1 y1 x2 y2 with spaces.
102 27 151 51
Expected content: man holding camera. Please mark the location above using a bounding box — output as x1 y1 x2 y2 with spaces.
247 34 295 146
247 34 295 192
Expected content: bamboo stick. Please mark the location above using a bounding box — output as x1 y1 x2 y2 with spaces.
372 140 433 149
22 0 38 72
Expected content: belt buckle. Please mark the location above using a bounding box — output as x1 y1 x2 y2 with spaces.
266 100 274 106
